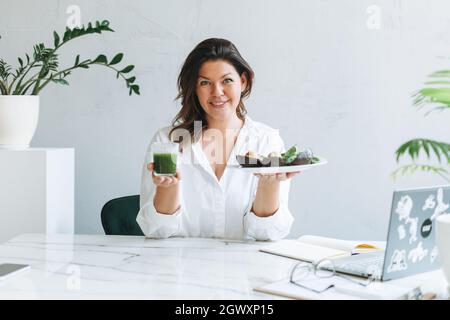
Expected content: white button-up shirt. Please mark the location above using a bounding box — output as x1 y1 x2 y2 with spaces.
136 116 294 240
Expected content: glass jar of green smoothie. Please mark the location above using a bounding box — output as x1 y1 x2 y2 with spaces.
151 142 179 176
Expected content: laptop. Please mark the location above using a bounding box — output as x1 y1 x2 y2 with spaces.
330 185 450 281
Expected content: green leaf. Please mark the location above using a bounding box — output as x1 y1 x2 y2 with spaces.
74 55 80 66
282 145 299 164
429 70 450 78
52 78 69 85
424 106 448 116
63 27 71 42
391 164 450 183
425 80 450 85
126 76 136 84
120 65 134 73
93 54 108 64
130 85 140 95
429 141 442 162
40 68 50 78
109 53 123 65
395 139 450 164
396 67 450 183
101 20 110 27
100 20 114 32
71 28 81 38
434 141 450 163
423 140 430 159
408 140 418 160
418 88 450 105
53 31 60 47
18 57 23 67
395 142 410 162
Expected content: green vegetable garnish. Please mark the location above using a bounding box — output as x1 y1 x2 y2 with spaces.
282 145 299 164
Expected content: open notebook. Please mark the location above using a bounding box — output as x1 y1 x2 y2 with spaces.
260 235 386 262
254 278 417 300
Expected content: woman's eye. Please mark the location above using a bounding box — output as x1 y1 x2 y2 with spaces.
200 80 209 86
224 78 233 84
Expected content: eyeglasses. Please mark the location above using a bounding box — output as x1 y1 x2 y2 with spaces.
289 259 377 294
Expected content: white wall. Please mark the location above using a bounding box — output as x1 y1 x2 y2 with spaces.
1 0 449 240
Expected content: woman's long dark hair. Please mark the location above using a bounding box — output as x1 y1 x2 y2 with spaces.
169 38 254 143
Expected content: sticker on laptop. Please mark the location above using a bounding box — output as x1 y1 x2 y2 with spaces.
406 217 419 244
387 249 408 273
395 195 413 222
408 241 428 264
431 188 449 220
397 225 406 240
422 194 436 211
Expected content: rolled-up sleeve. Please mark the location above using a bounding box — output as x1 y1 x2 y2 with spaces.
243 130 295 241
136 130 183 238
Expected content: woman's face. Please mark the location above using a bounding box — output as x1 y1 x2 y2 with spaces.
196 60 247 123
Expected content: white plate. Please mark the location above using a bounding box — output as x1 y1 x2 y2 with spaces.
228 158 328 174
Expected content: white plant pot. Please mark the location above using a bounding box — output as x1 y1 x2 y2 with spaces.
0 95 39 149
436 214 450 290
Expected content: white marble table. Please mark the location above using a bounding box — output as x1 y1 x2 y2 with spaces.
0 234 296 299
0 234 448 300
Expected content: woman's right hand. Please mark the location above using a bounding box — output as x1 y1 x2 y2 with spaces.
147 163 181 188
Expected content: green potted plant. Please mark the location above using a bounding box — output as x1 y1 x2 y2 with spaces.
392 68 450 182
0 20 139 149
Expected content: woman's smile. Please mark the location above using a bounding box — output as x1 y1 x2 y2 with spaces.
209 99 230 108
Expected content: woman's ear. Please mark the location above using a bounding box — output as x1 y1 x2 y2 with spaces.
240 73 248 93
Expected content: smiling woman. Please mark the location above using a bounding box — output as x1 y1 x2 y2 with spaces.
171 38 253 140
136 38 299 240
196 60 247 123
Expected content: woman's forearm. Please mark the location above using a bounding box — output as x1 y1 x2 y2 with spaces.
252 180 280 217
154 185 180 214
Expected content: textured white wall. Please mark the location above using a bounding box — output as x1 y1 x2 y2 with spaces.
1 0 449 240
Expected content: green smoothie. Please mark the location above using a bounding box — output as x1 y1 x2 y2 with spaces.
153 153 177 175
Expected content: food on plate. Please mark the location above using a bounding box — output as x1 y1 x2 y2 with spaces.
245 151 263 161
236 145 320 167
268 152 281 158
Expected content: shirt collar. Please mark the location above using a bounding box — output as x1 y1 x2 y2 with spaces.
190 115 253 179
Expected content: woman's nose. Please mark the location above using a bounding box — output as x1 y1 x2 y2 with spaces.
211 83 224 95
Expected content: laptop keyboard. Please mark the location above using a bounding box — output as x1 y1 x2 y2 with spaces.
336 255 384 274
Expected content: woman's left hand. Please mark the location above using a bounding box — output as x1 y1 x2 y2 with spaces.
254 171 301 183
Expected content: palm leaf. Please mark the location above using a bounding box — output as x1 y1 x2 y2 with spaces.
391 164 450 182
424 106 448 116
394 68 450 182
429 70 450 77
416 88 450 105
395 139 450 163
0 59 12 81
413 69 450 113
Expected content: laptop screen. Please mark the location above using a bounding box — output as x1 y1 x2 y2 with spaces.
381 185 450 281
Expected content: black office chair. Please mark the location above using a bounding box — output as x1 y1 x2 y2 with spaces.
101 195 144 236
